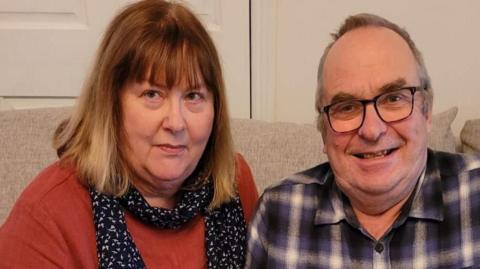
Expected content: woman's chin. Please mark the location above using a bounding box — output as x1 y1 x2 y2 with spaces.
149 171 189 183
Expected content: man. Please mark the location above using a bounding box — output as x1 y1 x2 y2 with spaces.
245 13 480 268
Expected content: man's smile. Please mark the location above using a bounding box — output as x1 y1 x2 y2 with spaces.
352 148 399 159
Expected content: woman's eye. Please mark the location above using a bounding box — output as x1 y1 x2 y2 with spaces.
185 91 204 102
142 89 162 100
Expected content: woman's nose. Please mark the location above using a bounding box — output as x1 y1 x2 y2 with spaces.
162 98 186 132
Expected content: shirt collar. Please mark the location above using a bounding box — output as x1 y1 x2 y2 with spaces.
284 163 347 225
309 150 444 225
311 167 347 225
408 150 444 221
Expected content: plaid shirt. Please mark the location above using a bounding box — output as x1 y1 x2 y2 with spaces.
245 150 480 269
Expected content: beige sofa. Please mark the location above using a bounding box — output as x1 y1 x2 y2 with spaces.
1 106 479 224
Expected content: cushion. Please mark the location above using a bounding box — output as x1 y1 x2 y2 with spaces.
0 98 13 111
0 105 461 223
428 107 458 153
460 119 480 154
231 119 328 192
0 107 72 223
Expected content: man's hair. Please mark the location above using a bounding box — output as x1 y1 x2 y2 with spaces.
315 13 433 131
53 0 236 208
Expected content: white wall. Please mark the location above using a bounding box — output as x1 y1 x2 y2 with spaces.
258 0 480 135
0 0 250 119
3 1 479 136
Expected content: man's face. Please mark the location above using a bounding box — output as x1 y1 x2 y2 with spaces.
321 27 432 212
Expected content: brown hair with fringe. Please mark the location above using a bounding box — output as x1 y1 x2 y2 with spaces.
53 0 236 208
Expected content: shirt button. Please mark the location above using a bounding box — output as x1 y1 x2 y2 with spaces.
374 243 384 253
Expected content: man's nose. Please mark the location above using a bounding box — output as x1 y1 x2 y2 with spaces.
357 104 387 141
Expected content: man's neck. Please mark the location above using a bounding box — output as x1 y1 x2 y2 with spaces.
351 194 410 240
346 168 425 240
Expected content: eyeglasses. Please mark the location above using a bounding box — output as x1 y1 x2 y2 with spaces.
319 86 426 133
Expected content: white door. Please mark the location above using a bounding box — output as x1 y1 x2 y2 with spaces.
184 0 250 118
0 0 250 118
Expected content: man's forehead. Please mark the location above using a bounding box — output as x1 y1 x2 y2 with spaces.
321 26 419 103
326 26 410 59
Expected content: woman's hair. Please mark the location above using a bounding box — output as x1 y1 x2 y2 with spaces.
54 0 236 208
315 13 433 131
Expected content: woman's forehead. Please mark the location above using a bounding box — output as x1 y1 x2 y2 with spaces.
140 65 204 88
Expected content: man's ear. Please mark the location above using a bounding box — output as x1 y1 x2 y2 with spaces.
423 99 433 133
317 115 327 139
318 115 329 153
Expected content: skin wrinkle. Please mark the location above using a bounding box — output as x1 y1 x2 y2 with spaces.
321 27 432 239
121 76 214 209
327 78 407 106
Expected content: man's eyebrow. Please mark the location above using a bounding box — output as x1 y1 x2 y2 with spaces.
377 78 407 93
329 92 358 104
327 78 408 105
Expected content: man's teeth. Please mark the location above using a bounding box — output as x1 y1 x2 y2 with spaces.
358 149 391 159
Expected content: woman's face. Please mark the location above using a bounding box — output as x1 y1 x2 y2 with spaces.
120 75 214 204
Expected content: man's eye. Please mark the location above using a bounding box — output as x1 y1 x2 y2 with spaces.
382 91 410 104
334 102 361 113
386 94 402 103
339 104 355 112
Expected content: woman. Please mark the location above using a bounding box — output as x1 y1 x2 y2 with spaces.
0 0 258 268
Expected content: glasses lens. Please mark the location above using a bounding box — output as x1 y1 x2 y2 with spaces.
328 101 364 132
376 89 414 122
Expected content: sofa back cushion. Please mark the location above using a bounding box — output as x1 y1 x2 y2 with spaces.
0 106 461 223
429 107 458 153
0 107 71 223
461 119 480 154
231 119 327 193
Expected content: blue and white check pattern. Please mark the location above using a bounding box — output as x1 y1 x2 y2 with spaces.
245 150 480 269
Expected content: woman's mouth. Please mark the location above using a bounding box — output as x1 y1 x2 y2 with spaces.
157 144 187 154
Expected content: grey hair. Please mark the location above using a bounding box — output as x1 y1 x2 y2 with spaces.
315 13 433 131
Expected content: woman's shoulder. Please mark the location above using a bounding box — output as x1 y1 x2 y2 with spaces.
234 153 253 181
17 161 87 208
234 153 259 223
234 153 255 190
0 161 97 268
6 161 93 226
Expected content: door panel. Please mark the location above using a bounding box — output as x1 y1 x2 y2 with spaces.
0 0 250 118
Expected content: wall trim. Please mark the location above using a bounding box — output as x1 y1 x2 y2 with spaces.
251 0 276 121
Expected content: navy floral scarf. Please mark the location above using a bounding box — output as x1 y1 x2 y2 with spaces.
90 178 246 268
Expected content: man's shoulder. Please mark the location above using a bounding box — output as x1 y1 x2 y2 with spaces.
428 149 480 177
426 150 480 201
262 162 332 197
253 162 334 226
